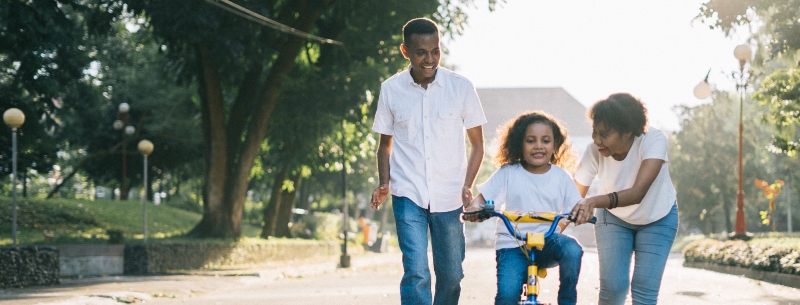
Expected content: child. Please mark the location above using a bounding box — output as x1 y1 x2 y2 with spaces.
466 111 584 305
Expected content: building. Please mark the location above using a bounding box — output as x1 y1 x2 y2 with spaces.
477 87 592 156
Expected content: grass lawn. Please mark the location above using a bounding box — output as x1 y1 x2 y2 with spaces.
0 196 261 245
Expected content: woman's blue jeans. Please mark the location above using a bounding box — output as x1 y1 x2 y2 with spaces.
595 204 678 305
495 233 583 305
392 196 465 305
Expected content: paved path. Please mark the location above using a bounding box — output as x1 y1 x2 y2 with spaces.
1 247 799 304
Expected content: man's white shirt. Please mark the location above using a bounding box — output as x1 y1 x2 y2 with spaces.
372 67 486 213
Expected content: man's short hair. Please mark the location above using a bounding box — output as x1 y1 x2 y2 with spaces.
403 18 439 45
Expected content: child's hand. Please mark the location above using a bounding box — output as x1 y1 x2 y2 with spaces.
463 194 486 222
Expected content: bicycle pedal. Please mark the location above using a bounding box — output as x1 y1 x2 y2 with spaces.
537 268 547 278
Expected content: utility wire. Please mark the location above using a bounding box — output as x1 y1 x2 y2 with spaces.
205 0 343 46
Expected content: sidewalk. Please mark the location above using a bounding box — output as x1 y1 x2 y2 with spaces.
0 249 402 305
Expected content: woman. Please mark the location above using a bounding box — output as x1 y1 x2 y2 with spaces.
570 93 678 305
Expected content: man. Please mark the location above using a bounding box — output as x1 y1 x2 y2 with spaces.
370 17 486 305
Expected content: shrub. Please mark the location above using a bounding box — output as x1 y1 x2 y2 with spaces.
683 238 800 275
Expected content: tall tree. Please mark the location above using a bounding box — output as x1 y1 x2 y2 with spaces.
122 0 497 237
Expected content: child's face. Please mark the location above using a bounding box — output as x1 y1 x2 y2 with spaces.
521 122 555 174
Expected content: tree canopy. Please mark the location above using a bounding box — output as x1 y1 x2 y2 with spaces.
698 0 800 155
117 0 499 237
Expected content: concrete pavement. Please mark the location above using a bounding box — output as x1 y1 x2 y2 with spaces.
1 247 799 304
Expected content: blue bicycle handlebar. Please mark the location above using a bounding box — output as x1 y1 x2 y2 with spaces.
463 202 596 242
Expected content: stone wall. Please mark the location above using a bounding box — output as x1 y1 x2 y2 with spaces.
0 246 59 288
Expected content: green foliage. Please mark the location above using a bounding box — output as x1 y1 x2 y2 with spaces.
298 212 345 241
754 60 800 155
0 0 123 179
698 0 800 155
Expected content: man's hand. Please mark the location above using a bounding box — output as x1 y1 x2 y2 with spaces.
462 186 473 208
463 202 485 223
371 184 390 209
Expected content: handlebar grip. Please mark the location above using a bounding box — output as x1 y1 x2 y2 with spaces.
566 214 598 225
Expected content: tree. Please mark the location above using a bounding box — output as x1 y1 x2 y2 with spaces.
670 94 739 235
698 0 800 154
121 0 498 238
0 1 122 190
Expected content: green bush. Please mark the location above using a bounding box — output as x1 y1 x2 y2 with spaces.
298 212 346 240
683 238 800 275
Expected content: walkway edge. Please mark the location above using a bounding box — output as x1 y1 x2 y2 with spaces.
683 261 800 289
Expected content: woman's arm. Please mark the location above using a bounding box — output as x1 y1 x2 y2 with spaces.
571 158 664 224
575 180 590 198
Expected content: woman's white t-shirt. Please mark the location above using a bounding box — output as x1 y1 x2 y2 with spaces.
574 127 676 225
478 164 582 250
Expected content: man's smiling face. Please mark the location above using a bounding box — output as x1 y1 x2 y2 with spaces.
401 33 440 86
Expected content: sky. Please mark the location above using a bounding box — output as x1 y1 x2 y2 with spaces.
443 0 751 131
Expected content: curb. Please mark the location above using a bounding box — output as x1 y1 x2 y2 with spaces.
683 261 800 289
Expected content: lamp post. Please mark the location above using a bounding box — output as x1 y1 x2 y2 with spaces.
138 139 153 243
731 44 752 240
114 103 135 200
339 130 350 268
693 44 753 240
4 108 25 246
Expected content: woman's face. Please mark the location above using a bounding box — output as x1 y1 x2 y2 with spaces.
592 121 633 160
521 122 555 174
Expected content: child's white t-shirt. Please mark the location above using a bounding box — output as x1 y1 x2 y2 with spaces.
477 163 582 250
573 127 676 225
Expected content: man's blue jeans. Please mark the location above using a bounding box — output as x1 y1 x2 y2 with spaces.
392 196 465 305
495 233 583 305
595 204 678 305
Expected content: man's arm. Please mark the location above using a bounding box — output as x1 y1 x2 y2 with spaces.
462 125 484 207
371 134 393 209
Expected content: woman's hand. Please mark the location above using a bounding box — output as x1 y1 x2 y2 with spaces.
570 198 596 225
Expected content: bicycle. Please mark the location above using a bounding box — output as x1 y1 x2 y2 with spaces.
463 200 596 305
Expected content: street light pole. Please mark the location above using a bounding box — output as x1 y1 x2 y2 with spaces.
732 44 752 240
4 108 25 246
339 129 351 268
138 139 154 243
114 103 135 200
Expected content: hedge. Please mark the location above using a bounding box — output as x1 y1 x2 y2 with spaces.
683 239 800 275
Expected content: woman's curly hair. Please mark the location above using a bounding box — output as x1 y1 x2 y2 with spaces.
494 111 576 171
589 93 648 136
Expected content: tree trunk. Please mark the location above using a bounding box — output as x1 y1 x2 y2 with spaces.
22 170 27 198
275 173 302 238
186 6 325 238
261 168 287 238
722 193 733 234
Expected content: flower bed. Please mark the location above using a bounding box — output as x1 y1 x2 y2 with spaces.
683 238 800 276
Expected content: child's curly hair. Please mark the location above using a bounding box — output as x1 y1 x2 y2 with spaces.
494 111 577 171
